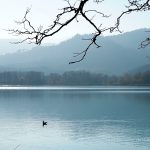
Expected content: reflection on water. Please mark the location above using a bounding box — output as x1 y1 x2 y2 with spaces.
0 87 150 150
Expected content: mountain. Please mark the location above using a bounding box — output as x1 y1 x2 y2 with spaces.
0 29 149 75
130 64 150 74
0 39 34 54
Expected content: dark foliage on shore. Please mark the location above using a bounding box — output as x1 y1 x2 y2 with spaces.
0 71 149 86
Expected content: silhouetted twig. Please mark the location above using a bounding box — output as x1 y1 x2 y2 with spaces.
110 0 150 49
14 144 21 150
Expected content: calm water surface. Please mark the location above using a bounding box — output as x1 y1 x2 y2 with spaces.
0 86 150 150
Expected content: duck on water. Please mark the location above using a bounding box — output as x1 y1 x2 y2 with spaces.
43 121 47 127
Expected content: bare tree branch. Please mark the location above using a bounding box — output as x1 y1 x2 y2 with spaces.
7 0 150 63
140 37 150 48
110 0 150 49
14 144 21 150
7 0 110 64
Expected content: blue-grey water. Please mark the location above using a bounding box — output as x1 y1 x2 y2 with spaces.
0 86 150 150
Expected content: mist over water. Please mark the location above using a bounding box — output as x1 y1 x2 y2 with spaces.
0 87 150 150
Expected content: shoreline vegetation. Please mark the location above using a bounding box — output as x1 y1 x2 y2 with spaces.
0 70 149 86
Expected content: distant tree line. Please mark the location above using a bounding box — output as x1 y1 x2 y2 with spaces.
0 71 149 86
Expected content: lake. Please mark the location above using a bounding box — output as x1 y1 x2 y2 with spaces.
0 86 150 150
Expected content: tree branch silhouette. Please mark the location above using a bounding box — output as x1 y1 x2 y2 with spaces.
7 0 150 63
7 0 111 64
13 144 21 150
110 0 150 48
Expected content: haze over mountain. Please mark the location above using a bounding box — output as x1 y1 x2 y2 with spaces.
0 39 34 54
0 29 149 75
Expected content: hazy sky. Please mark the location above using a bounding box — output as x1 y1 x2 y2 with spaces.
0 0 149 43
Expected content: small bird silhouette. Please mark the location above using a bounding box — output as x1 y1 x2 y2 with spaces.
43 121 47 127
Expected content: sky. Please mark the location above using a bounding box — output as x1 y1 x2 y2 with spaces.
0 0 149 44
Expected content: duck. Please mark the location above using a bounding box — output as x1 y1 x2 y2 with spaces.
43 121 47 127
